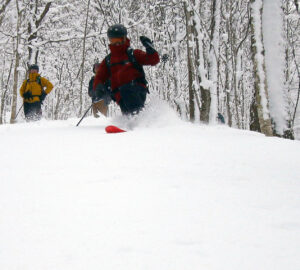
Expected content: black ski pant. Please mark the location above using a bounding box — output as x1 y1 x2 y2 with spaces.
24 101 42 121
118 82 147 115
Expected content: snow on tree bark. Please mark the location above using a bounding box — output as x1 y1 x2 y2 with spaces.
208 0 221 124
250 0 273 136
184 1 195 122
263 0 289 136
10 0 22 124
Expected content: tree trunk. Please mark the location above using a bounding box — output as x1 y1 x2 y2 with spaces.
79 0 91 116
192 1 211 123
0 60 13 124
208 0 221 124
263 0 291 137
10 0 22 123
225 46 232 127
184 1 195 121
294 0 299 13
249 0 273 136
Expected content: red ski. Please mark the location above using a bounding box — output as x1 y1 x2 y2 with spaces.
105 125 126 133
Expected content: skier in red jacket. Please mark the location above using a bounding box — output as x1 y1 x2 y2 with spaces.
93 24 160 115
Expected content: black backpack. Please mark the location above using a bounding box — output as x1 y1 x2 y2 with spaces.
104 47 148 91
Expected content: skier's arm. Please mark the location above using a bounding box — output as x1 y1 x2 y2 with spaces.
41 77 54 94
19 80 27 98
134 36 160 66
134 49 160 66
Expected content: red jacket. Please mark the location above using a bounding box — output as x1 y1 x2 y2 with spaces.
93 38 159 101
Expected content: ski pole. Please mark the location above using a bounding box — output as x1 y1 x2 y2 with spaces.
15 104 24 120
76 103 93 127
76 98 105 126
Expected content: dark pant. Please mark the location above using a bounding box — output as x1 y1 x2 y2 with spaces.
24 102 42 121
118 83 147 115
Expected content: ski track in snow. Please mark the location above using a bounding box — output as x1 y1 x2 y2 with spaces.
1 104 300 270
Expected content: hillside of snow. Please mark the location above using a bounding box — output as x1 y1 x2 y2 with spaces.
1 103 300 270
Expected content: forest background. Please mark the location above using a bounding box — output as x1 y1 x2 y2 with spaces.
0 0 299 139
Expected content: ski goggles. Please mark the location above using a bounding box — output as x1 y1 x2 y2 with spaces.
109 37 125 45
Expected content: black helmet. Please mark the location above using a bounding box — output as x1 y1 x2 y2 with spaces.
107 24 127 38
93 62 100 73
29 64 39 72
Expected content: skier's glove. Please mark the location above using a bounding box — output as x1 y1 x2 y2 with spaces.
140 36 156 54
94 84 106 102
40 90 47 103
23 91 33 100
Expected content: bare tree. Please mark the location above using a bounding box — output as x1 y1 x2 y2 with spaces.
27 1 52 64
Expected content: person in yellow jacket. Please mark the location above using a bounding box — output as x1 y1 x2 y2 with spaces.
19 64 53 121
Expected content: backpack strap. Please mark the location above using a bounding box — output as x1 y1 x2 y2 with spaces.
127 48 143 75
126 48 148 86
37 76 43 87
104 54 112 91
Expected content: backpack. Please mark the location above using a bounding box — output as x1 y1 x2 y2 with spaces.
104 47 148 91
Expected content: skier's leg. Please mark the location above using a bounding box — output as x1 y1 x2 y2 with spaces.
32 102 42 121
119 83 147 115
24 102 36 121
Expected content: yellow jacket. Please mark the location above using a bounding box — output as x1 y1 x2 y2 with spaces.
20 73 53 103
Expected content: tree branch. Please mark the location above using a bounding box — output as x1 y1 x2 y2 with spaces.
294 0 299 13
0 0 12 26
36 2 52 28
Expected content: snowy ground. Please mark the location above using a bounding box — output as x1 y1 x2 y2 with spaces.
1 103 300 270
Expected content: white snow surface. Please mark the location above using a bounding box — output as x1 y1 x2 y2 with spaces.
1 102 300 270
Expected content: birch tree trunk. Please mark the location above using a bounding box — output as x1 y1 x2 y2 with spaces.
225 46 232 127
208 0 221 124
79 0 91 116
184 1 195 121
10 0 22 123
263 0 291 137
0 60 13 124
249 0 273 136
191 1 211 123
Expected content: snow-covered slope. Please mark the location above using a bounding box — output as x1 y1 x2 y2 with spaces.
1 104 300 270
